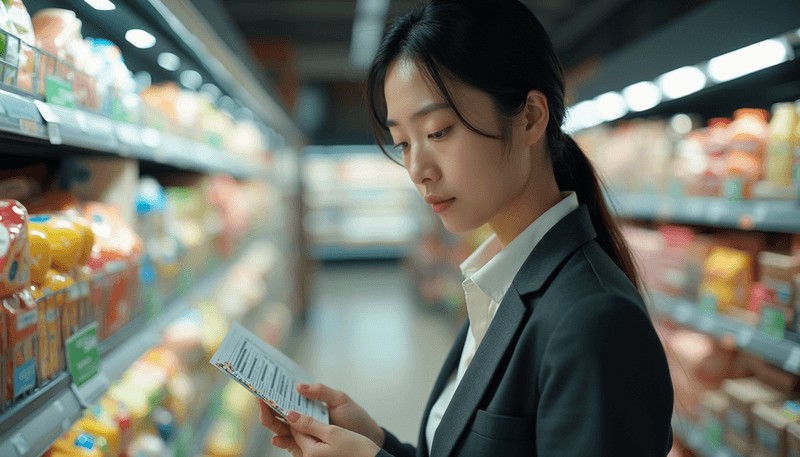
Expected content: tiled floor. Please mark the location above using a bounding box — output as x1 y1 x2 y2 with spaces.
290 259 459 446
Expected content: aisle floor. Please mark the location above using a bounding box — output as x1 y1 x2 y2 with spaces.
290 259 460 447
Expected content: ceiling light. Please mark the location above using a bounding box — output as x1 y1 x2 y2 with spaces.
125 29 156 49
670 114 694 135
658 66 706 99
157 52 181 71
622 81 662 112
707 38 790 83
564 100 602 133
84 0 115 10
179 70 202 90
594 92 628 122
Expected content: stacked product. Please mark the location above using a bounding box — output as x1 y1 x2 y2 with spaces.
576 100 800 201
40 241 287 457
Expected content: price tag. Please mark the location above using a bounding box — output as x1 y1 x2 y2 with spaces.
19 119 39 136
33 100 59 123
48 122 62 145
736 327 755 347
53 399 64 413
785 347 800 373
65 322 101 387
45 75 76 109
10 433 30 456
760 308 785 341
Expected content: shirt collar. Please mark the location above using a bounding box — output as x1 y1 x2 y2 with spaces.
459 191 579 303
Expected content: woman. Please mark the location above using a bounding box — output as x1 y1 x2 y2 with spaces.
259 1 675 455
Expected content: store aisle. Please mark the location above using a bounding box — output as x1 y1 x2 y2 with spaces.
291 259 460 445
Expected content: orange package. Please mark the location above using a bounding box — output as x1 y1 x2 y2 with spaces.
4 290 39 401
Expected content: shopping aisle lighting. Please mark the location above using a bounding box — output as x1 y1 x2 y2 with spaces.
707 38 791 83
157 52 181 71
180 70 202 90
84 0 115 10
350 0 391 68
658 66 707 100
622 81 662 112
125 29 157 49
563 100 602 133
594 91 628 121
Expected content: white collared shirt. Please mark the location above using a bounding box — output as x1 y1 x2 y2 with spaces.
425 191 579 454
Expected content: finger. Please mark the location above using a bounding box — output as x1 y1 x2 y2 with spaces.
271 435 295 449
297 383 349 406
291 427 321 452
259 400 291 435
287 411 329 440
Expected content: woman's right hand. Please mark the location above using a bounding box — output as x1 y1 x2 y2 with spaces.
260 383 385 452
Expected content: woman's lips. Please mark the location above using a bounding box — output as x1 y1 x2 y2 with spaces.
431 198 455 214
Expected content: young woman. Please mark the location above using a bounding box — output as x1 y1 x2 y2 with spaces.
259 1 675 455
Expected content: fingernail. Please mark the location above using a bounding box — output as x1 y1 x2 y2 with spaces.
298 383 309 389
287 411 300 423
271 437 279 446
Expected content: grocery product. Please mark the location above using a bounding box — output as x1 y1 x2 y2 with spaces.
767 102 799 189
31 8 82 88
794 100 800 196
1 200 32 297
752 400 800 457
699 390 729 450
701 118 731 197
757 252 800 332
699 246 752 313
28 227 51 383
788 421 800 457
50 429 105 457
722 377 785 453
79 404 122 457
5 0 35 92
4 289 39 401
0 0 19 86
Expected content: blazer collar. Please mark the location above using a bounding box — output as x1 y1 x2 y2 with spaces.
512 204 597 295
427 204 596 457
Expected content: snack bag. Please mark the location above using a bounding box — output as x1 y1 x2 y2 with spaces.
4 289 38 401
28 227 52 383
0 200 32 297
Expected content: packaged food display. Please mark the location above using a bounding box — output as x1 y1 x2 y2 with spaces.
5 0 35 92
699 246 752 313
0 200 32 297
30 8 81 91
28 227 51 384
766 102 799 190
752 400 800 457
4 289 39 402
721 377 785 453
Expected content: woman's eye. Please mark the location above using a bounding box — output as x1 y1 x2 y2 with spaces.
429 127 451 140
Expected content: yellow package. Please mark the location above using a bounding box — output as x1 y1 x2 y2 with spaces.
79 405 121 457
42 270 77 377
28 215 85 273
50 429 104 457
700 246 753 312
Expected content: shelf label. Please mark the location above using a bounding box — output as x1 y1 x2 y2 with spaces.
13 359 36 397
736 327 755 348
0 90 39 120
760 308 785 341
785 347 800 373
65 322 101 387
10 433 30 456
45 75 76 109
48 122 62 145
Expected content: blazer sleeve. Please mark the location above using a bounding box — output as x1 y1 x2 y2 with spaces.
536 293 674 456
374 428 416 457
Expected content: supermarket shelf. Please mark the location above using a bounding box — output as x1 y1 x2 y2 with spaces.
0 87 269 180
0 239 261 457
312 243 412 261
607 191 800 233
651 292 800 374
672 414 734 457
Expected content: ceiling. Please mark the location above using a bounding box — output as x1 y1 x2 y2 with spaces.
199 0 712 145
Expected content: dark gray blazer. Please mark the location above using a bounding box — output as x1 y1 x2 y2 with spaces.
377 204 674 457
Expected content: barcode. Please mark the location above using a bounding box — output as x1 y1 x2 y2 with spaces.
230 339 311 413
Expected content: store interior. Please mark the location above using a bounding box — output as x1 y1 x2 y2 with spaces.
0 0 800 456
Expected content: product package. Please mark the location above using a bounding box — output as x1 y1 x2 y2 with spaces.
4 290 39 402
752 400 800 457
722 377 786 453
700 246 753 313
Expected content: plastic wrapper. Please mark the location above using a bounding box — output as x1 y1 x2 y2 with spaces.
0 200 31 297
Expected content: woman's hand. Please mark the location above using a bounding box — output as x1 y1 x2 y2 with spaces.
285 411 381 457
259 383 385 452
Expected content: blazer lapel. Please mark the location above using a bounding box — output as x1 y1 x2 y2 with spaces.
417 321 470 457
429 289 527 457
428 205 597 457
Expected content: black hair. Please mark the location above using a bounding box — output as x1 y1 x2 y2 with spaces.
366 0 643 295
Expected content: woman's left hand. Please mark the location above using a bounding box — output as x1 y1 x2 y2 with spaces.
283 411 381 457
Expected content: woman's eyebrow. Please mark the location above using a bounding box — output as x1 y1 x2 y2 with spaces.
386 102 450 127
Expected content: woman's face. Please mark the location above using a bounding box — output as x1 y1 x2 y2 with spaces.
384 58 537 234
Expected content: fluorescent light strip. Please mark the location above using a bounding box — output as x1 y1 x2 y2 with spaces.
565 30 796 133
157 52 181 72
125 29 156 49
84 0 115 11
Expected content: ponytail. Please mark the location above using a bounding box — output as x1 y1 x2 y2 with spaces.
554 135 645 298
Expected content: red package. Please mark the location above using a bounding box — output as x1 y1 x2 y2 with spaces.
0 200 32 297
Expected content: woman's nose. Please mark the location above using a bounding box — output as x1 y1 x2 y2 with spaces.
407 144 439 185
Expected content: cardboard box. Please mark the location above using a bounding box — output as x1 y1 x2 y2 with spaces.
723 377 787 447
786 421 800 457
752 400 800 456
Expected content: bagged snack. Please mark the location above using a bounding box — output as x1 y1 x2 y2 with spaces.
4 289 38 401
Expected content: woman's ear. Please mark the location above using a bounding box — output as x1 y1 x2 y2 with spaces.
523 90 549 146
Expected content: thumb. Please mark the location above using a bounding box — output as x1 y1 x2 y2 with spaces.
287 411 329 440
297 383 349 407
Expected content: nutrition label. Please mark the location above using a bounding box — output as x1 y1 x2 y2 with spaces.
210 321 329 423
